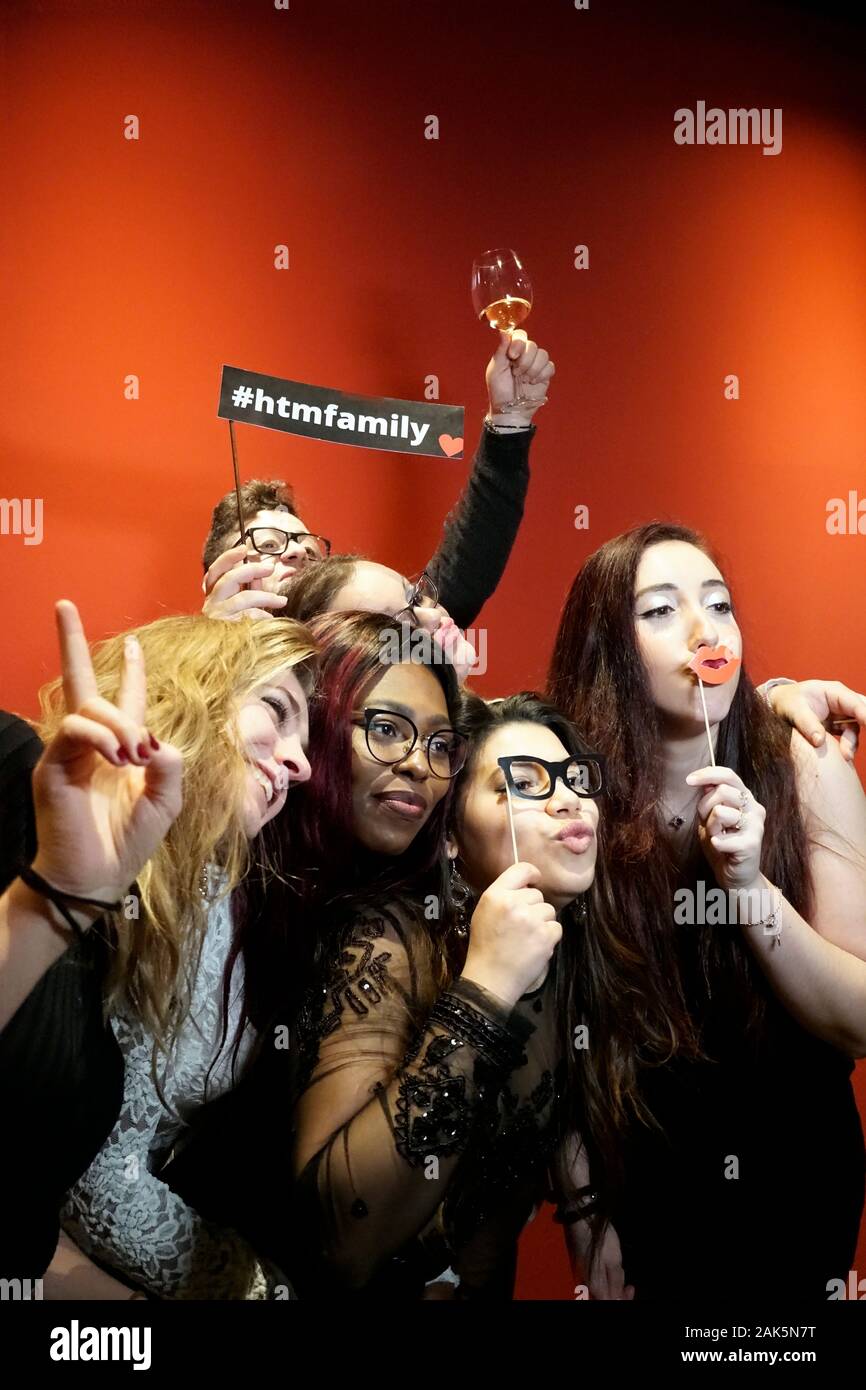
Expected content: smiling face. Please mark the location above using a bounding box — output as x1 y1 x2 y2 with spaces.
633 540 743 732
235 667 312 837
349 661 453 855
453 722 600 912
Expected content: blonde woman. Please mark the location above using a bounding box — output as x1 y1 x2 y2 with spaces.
0 603 317 1298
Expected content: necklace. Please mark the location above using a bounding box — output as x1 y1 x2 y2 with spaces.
660 789 699 830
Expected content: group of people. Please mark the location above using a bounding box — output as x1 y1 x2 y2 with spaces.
2 328 866 1302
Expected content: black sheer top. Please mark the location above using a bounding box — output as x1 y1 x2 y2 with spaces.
288 905 564 1299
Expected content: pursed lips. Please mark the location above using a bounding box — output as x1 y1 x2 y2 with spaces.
556 822 595 851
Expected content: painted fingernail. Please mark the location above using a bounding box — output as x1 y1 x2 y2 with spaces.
149 733 160 751
136 743 150 760
117 747 130 763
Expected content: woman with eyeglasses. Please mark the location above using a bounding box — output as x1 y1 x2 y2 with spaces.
259 636 607 1299
281 555 479 682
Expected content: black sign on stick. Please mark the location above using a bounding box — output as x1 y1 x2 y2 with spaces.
218 365 465 459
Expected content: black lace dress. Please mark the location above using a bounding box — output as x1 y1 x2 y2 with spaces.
287 905 564 1299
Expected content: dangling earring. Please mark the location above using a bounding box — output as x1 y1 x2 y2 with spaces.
449 859 473 938
576 893 589 926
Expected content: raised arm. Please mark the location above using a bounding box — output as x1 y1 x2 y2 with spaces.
1 603 182 1030
425 330 553 628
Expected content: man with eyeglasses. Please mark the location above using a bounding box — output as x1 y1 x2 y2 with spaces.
200 329 553 628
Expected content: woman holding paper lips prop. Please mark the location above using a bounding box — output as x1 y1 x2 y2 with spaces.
546 521 866 1302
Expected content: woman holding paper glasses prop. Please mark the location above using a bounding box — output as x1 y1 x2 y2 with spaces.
546 521 866 1301
0 603 317 1297
275 655 610 1299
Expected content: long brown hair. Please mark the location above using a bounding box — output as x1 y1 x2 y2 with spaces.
449 691 658 1191
280 554 364 621
547 522 813 1190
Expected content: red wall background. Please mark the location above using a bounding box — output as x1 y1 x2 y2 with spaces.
1 0 865 1297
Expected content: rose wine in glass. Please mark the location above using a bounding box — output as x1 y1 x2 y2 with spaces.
471 248 534 406
471 248 532 327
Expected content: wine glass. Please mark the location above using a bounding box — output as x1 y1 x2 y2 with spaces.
471 248 534 409
471 248 533 330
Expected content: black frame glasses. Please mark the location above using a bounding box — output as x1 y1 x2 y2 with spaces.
497 754 605 800
235 527 332 559
353 707 468 779
393 570 439 626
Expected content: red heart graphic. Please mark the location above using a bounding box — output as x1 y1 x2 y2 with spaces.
438 434 464 457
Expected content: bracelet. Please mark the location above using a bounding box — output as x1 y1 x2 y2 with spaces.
483 417 531 433
488 396 548 416
430 991 528 1074
741 885 783 949
554 1186 602 1225
17 863 123 941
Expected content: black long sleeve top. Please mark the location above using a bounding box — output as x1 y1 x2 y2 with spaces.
424 423 534 629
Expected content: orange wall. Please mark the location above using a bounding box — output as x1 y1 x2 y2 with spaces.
1 0 864 1297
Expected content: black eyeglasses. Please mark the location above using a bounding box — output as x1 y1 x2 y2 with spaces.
234 527 332 560
497 754 605 800
352 707 467 779
394 571 439 627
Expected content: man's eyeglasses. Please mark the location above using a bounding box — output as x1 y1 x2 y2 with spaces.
394 571 439 627
235 527 332 561
352 707 467 779
497 754 605 800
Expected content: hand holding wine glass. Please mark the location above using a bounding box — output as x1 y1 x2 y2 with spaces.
486 329 554 429
473 248 554 423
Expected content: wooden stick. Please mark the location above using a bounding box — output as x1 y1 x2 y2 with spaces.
505 782 520 865
696 678 716 767
229 420 250 570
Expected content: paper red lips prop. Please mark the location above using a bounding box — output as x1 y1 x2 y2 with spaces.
687 645 741 685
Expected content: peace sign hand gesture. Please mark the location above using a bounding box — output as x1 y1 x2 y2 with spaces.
29 602 183 904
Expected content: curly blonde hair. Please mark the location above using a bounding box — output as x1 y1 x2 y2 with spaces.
36 614 318 1048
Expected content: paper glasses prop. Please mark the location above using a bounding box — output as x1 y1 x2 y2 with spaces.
496 754 604 866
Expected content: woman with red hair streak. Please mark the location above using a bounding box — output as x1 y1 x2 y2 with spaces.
201 612 607 1299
